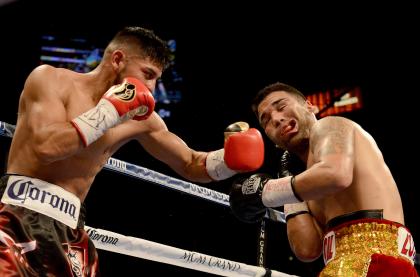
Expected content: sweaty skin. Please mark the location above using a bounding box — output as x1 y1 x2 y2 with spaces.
7 58 211 202
306 119 404 225
257 90 404 260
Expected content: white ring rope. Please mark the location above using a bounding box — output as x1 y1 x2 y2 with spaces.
0 121 15 138
104 157 285 223
84 225 298 277
105 157 230 206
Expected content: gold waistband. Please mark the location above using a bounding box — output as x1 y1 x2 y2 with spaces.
320 220 414 277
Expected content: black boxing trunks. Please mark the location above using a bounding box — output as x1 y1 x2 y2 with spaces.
320 210 418 277
0 174 98 276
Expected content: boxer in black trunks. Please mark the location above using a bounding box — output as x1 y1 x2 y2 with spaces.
1 26 264 276
0 175 97 276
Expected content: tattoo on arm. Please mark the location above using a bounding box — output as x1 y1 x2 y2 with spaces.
311 118 354 158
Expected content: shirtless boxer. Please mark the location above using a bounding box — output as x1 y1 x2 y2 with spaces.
0 26 264 276
229 82 418 276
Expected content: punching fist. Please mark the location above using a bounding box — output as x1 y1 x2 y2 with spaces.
229 173 271 223
71 77 155 146
205 122 264 181
224 122 264 171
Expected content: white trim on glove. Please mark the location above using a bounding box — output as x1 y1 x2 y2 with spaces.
284 202 309 221
205 149 237 181
71 99 120 146
261 176 301 207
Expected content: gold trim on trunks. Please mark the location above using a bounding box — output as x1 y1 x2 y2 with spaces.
320 221 414 277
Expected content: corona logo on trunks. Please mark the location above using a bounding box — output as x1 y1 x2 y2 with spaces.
1 176 81 229
112 82 136 102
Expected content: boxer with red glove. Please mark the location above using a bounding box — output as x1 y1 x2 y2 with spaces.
205 122 264 180
71 77 155 146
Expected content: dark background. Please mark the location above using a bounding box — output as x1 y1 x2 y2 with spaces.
0 1 418 276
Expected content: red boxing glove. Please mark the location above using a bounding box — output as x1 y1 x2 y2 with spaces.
72 77 155 146
224 128 264 171
103 77 155 121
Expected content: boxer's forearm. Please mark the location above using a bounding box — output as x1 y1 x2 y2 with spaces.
287 213 322 262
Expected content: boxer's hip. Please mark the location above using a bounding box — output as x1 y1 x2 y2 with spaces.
1 174 84 229
320 210 417 277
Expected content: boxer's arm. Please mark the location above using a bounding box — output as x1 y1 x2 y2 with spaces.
286 211 323 262
137 118 264 183
263 117 355 205
135 113 212 183
290 117 355 200
72 77 154 146
22 65 85 163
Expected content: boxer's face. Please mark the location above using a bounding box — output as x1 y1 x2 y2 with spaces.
111 49 162 93
257 91 315 150
119 55 162 93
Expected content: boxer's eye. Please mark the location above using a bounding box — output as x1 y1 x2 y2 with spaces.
276 103 286 111
260 116 269 129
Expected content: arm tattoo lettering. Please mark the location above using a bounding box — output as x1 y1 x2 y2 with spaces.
312 118 353 157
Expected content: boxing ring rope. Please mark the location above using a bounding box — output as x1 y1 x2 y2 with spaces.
0 120 296 277
104 157 285 223
84 226 296 277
